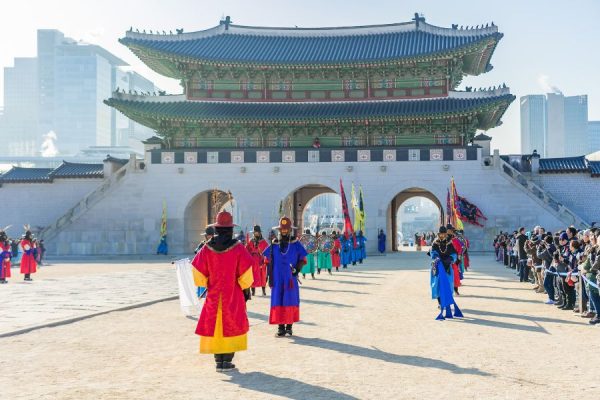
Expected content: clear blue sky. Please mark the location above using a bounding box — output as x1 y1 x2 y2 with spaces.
1 0 599 153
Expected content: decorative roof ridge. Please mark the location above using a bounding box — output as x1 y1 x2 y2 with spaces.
123 18 499 42
109 92 187 103
449 87 511 98
108 91 513 106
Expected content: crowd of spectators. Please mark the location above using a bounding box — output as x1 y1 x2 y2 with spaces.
493 225 600 325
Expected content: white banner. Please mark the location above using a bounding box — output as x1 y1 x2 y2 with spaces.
174 258 203 317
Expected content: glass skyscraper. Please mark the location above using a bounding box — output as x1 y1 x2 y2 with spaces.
0 29 158 156
520 95 547 156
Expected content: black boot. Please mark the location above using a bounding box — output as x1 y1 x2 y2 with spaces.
214 354 224 371
221 353 236 371
328 269 332 275
251 287 256 296
262 287 266 296
311 273 315 279
276 324 286 337
303 274 306 279
285 324 293 336
454 287 460 296
317 268 321 274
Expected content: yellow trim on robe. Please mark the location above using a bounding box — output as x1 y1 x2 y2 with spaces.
238 267 254 290
200 297 247 354
193 268 208 287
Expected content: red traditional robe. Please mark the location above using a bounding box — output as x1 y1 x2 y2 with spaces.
0 242 11 279
191 242 254 354
450 237 463 287
463 238 471 270
331 238 341 268
20 239 37 275
246 238 269 288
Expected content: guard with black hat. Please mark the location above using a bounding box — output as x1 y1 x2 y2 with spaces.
263 216 308 337
191 211 254 372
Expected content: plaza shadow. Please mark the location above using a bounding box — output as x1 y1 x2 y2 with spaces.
460 294 542 304
449 316 549 334
461 308 585 326
226 371 359 400
301 286 367 295
301 299 354 308
290 336 491 376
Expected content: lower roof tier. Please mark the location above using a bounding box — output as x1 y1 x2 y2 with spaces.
105 90 514 133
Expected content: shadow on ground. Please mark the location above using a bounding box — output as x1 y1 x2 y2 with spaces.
290 336 492 376
226 371 359 400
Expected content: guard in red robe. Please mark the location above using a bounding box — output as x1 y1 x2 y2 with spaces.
446 224 463 295
20 228 37 281
191 211 254 372
0 228 11 284
246 225 269 296
331 231 342 271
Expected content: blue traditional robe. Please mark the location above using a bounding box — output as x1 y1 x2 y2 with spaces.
264 240 307 324
340 236 353 266
357 235 367 260
430 250 463 320
377 233 386 253
156 235 168 255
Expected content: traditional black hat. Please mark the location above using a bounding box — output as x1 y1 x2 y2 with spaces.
252 225 262 233
445 224 454 230
439 226 448 234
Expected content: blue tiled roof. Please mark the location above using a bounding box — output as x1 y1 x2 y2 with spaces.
51 161 104 178
0 162 104 184
121 21 501 68
539 156 588 173
106 93 514 125
589 161 600 177
0 167 53 183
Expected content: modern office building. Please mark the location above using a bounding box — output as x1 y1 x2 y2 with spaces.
522 93 588 158
0 30 158 156
520 95 546 156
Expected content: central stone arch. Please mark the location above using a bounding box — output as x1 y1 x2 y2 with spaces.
386 188 445 251
183 189 234 252
281 184 337 233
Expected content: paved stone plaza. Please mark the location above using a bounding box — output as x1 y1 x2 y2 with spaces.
2 253 600 399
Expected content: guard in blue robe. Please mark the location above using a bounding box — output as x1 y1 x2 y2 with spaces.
357 231 367 262
340 234 353 268
429 227 463 320
156 235 168 255
264 217 308 337
377 230 386 253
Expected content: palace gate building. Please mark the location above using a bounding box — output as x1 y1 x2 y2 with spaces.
1 15 597 255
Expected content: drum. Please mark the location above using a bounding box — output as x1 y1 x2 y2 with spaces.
299 234 318 253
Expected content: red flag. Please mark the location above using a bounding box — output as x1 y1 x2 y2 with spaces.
339 179 355 239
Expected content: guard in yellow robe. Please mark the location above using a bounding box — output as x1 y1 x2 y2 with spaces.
192 211 254 372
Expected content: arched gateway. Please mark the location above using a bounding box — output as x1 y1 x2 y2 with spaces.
387 188 444 251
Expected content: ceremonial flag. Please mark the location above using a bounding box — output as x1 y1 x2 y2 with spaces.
160 200 167 237
358 186 366 233
339 179 355 238
351 183 360 231
449 178 464 230
446 189 452 226
156 200 169 255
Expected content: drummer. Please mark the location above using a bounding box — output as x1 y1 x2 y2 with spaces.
317 231 333 275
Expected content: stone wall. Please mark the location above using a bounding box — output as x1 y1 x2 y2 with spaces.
535 173 600 224
0 179 102 236
36 157 574 256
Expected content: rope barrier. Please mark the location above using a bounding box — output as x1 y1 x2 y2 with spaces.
543 269 599 289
